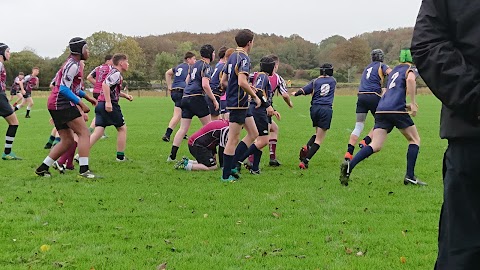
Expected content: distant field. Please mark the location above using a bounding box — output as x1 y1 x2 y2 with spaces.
0 95 445 269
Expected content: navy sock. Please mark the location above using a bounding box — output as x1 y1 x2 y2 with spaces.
307 135 316 147
165 128 173 137
347 144 355 155
222 154 234 179
350 145 374 172
218 146 224 168
406 144 419 178
47 135 55 144
252 146 262 171
305 143 320 163
233 141 248 166
363 136 372 145
239 144 258 164
170 145 179 160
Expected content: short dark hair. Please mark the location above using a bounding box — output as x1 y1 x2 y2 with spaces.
235 29 254 47
112 53 128 66
218 46 228 59
18 72 24 76
184 51 195 60
105 54 113 62
268 54 279 63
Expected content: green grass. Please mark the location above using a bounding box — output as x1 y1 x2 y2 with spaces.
0 95 445 269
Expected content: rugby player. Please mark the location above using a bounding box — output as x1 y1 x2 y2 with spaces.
339 49 426 186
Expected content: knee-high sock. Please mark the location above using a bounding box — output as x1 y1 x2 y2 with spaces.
269 139 277 160
307 135 316 147
222 154 234 179
350 145 374 172
218 146 224 168
232 141 248 165
406 144 419 178
4 125 18 155
252 146 263 171
305 143 320 163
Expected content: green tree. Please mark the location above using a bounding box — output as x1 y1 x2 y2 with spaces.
154 52 177 82
332 37 370 82
110 37 146 79
85 31 127 75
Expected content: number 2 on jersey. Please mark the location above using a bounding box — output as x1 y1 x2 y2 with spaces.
388 72 399 89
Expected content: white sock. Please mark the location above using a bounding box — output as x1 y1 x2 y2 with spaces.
79 157 89 166
43 156 55 167
27 106 31 110
185 163 193 171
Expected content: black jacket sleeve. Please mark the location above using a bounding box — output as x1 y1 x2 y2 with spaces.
411 0 480 123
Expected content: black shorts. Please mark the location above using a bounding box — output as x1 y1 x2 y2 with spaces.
374 113 414 133
356 93 381 114
250 105 271 137
189 144 216 167
206 95 221 116
229 109 249 124
0 93 14 118
171 89 183 108
49 106 82 131
23 92 32 98
310 105 333 129
93 92 100 100
95 102 125 128
220 100 228 114
10 89 17 96
181 95 210 119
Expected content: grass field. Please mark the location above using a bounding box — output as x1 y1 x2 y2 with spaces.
0 94 445 269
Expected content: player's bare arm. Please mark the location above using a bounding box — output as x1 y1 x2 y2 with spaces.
202 77 219 110
102 81 112 112
165 68 174 90
406 72 417 116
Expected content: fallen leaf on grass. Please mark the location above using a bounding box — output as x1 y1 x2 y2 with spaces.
40 244 51 252
356 251 364 257
400 256 407 264
272 212 281 218
345 247 353 255
244 255 252 259
156 262 167 270
203 213 208 218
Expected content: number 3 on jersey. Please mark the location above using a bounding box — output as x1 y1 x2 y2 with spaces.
388 72 399 89
175 68 183 77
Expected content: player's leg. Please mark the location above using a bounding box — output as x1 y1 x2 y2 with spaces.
116 125 127 161
25 97 33 118
169 118 192 161
44 127 57 149
90 126 105 147
300 106 331 168
14 92 23 107
233 116 258 168
222 109 245 181
2 112 20 160
177 145 218 171
268 120 281 166
68 116 94 176
163 106 182 142
36 127 75 176
399 124 425 185
346 113 367 160
241 113 269 172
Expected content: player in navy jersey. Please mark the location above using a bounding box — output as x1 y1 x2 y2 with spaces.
87 54 113 135
35 37 98 178
292 63 336 169
235 56 281 174
174 119 229 171
219 48 235 119
90 54 133 161
0 43 22 160
162 52 196 142
344 49 392 161
168 45 219 161
221 29 262 182
208 46 228 120
10 72 25 106
340 49 426 186
15 67 40 118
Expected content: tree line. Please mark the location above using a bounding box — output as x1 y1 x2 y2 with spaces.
4 28 415 88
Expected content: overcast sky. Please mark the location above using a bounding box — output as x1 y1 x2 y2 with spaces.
3 0 422 58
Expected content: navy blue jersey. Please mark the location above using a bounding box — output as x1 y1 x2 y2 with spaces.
301 76 337 107
183 60 212 97
376 63 418 113
359 62 390 95
250 72 272 107
225 48 251 109
171 63 191 89
210 61 225 96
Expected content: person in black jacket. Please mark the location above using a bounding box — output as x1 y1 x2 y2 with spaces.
411 1 480 269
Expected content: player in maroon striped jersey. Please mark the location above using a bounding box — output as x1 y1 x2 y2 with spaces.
15 67 39 118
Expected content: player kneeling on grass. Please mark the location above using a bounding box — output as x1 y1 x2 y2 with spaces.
236 56 280 174
90 54 133 161
174 119 229 171
293 63 336 169
339 49 426 187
